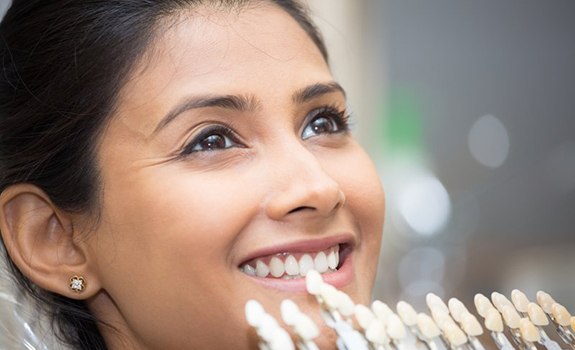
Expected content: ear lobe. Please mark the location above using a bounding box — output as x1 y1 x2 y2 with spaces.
0 184 100 299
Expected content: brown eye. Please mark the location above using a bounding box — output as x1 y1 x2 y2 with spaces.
301 107 350 140
309 116 336 134
182 125 241 155
197 134 227 151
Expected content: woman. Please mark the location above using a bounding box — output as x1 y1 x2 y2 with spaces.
0 0 385 348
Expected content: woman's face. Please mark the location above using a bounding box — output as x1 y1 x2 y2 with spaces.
86 4 385 349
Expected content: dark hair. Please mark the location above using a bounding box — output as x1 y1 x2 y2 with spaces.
0 0 327 348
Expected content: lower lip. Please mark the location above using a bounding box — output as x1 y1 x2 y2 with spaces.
242 253 355 293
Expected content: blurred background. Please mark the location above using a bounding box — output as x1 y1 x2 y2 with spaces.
0 0 574 346
309 0 575 313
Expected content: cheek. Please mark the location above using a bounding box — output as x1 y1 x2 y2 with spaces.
106 170 255 243
92 166 263 291
329 145 386 230
329 145 385 294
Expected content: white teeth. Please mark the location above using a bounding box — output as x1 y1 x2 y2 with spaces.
269 257 284 278
240 246 341 279
298 254 314 276
256 260 269 277
284 255 299 276
242 264 256 276
314 251 328 273
327 250 338 269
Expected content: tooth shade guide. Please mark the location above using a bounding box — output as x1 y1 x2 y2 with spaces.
485 308 504 333
474 293 495 318
280 299 299 326
416 313 442 339
448 297 469 323
354 304 375 330
527 302 549 326
396 301 418 326
519 318 541 343
551 303 572 326
491 292 514 312
245 300 295 350
319 283 340 310
336 290 356 317
501 305 521 329
537 291 557 314
426 293 449 314
246 288 575 350
386 314 407 340
461 312 483 337
305 269 323 295
430 309 456 332
511 289 530 313
291 313 320 341
365 318 389 345
245 299 266 327
371 300 394 322
444 322 468 347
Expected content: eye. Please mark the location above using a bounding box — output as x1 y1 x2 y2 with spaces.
301 106 350 140
181 125 242 155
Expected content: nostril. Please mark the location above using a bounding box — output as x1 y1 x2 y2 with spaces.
287 206 313 214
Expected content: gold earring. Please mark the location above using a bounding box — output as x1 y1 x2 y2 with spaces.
69 275 86 293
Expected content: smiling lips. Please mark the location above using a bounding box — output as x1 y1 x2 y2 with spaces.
239 245 341 279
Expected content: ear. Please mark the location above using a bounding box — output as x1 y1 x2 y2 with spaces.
0 184 101 299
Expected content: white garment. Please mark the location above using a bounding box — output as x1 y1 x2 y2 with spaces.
0 248 66 350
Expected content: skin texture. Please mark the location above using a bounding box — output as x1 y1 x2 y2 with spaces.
2 4 385 349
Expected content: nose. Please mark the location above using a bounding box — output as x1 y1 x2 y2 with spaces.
264 143 346 221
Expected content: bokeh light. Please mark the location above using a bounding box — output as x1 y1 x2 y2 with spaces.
468 114 510 168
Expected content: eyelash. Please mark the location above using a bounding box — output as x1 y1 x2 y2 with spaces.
179 105 351 157
180 125 241 156
301 105 351 140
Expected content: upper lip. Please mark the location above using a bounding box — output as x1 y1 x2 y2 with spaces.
237 233 355 267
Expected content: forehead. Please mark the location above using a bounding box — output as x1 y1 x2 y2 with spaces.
114 3 331 134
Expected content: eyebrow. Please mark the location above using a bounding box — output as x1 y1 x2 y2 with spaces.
152 81 346 134
292 81 346 104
